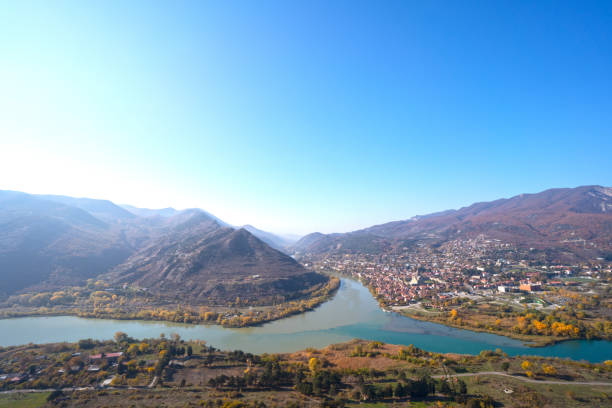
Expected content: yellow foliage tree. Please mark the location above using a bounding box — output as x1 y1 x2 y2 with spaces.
521 360 532 371
308 357 321 374
542 364 557 375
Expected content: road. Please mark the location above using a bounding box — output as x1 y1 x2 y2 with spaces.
433 371 612 386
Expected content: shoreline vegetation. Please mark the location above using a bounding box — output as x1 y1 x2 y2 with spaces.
396 309 572 348
0 277 340 329
1 337 611 407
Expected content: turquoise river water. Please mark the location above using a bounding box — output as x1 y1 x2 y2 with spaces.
0 278 610 362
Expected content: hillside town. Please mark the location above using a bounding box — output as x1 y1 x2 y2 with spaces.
301 235 612 341
305 235 610 306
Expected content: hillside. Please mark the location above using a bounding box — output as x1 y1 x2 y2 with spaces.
0 191 134 295
103 227 327 305
0 191 326 306
291 185 612 261
39 194 137 222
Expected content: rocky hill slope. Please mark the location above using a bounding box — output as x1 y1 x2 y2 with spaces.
0 191 327 304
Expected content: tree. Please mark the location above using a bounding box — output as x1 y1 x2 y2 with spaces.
360 384 375 400
521 360 532 371
541 364 557 376
296 381 313 395
309 357 321 374
47 390 64 402
410 375 434 398
114 331 128 343
438 379 452 395
393 382 406 398
127 344 139 356
77 339 96 350
457 379 467 395
67 356 83 369
501 361 510 371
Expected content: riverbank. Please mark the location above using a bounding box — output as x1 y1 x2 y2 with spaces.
0 277 340 329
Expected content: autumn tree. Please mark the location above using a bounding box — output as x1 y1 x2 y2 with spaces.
309 357 321 374
114 331 128 343
541 364 557 376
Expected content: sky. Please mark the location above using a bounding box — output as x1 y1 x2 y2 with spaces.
1 1 611 235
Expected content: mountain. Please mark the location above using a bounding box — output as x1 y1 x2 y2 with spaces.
0 191 133 295
240 225 297 253
121 205 179 218
291 231 390 256
38 194 137 222
291 186 612 261
120 205 230 229
124 207 300 252
0 190 327 305
103 227 327 304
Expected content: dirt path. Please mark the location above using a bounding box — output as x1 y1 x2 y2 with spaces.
433 371 612 386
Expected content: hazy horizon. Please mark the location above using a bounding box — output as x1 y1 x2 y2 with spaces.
2 1 611 235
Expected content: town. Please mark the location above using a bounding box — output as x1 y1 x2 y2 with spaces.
301 235 612 343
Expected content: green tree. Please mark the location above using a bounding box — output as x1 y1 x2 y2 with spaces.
457 379 467 395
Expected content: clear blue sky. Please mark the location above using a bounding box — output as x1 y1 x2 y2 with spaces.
1 1 611 235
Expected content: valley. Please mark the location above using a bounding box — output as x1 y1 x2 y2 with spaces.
1 186 612 408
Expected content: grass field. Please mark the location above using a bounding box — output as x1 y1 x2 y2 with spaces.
0 392 50 408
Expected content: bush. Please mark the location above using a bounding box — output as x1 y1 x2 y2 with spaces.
47 390 64 402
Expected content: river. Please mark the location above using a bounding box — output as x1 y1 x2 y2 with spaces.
1 278 610 362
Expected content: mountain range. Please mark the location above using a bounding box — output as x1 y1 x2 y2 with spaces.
290 185 612 262
1 185 610 300
0 190 315 301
